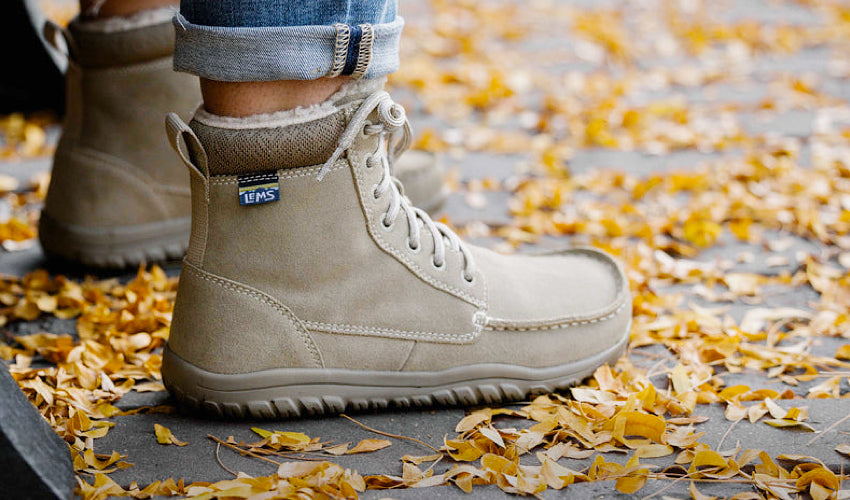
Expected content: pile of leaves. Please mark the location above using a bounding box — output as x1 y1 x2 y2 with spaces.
3 0 850 498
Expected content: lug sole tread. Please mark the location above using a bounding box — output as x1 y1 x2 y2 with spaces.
166 375 586 420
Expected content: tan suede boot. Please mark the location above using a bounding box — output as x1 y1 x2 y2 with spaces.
161 83 631 418
38 11 202 268
38 13 441 268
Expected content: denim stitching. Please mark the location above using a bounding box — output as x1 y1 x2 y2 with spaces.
328 23 349 77
352 24 374 79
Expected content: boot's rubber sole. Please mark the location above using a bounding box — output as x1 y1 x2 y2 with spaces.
162 335 628 419
38 212 189 268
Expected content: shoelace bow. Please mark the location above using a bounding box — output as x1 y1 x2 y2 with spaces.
318 91 476 283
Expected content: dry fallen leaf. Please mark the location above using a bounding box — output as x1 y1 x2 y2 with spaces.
154 424 187 447
347 439 392 454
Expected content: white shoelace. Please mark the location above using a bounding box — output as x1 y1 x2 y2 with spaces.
318 91 476 283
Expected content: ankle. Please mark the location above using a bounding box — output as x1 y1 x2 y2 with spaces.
200 78 351 118
79 0 177 20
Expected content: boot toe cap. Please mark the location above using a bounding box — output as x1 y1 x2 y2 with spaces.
475 246 629 327
465 246 631 368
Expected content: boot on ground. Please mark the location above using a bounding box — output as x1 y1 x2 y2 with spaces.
38 12 444 268
39 10 201 268
161 81 632 418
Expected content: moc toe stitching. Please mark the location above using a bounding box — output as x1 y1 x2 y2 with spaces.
483 302 628 331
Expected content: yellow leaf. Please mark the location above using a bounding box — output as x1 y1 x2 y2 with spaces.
763 419 815 432
277 461 321 479
445 439 484 461
683 217 721 247
835 344 850 360
690 481 716 500
324 443 350 455
455 411 490 433
796 467 839 492
346 438 392 454
402 453 442 465
615 471 648 494
154 424 187 446
835 444 850 457
254 429 312 450
634 444 674 458
719 385 750 401
688 450 728 474
479 426 505 448
670 364 693 395
611 411 666 445
540 458 576 490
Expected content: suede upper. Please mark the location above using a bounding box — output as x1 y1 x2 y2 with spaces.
43 16 201 229
167 88 631 376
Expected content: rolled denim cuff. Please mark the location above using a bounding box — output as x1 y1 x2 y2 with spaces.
172 14 403 82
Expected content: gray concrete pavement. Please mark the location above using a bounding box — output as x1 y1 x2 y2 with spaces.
3 0 850 497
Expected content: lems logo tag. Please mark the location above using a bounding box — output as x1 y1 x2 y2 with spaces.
237 172 280 206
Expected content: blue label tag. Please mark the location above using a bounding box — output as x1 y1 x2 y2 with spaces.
238 173 280 206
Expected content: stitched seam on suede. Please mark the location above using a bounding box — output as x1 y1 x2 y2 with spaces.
70 146 160 185
484 302 626 331
209 162 346 185
353 157 486 308
182 264 323 367
63 147 171 217
155 185 191 195
304 320 478 342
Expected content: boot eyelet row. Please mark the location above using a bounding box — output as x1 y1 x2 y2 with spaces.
366 154 378 169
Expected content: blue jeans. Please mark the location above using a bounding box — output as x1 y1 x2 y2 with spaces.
174 1 402 82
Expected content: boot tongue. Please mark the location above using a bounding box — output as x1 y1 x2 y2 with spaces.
190 79 385 177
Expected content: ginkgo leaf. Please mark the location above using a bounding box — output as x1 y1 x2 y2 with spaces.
615 471 648 494
154 424 187 446
479 426 506 448
455 411 490 433
835 444 850 457
346 439 392 454
690 481 717 500
324 443 350 455
634 444 674 458
277 461 321 478
763 419 815 432
445 439 484 461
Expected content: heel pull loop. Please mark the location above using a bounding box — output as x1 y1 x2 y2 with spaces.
43 20 77 60
166 112 209 180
